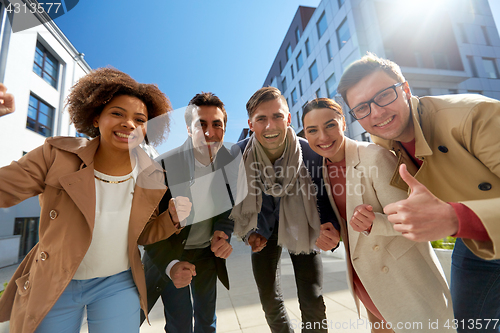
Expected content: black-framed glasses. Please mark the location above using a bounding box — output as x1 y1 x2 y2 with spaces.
349 82 406 120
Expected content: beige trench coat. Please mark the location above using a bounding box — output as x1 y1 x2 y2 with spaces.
0 137 178 332
373 94 500 260
323 138 455 332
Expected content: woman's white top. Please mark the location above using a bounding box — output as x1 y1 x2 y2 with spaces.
73 161 139 280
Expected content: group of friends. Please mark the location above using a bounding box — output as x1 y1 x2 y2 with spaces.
0 53 499 333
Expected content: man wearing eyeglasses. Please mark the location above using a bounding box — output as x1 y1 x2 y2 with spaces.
337 53 500 332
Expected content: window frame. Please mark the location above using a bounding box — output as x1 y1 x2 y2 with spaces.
33 41 59 88
296 52 304 70
482 58 500 79
336 18 350 49
27 94 54 137
309 61 319 84
316 12 328 39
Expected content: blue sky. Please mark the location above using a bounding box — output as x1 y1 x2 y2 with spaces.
53 0 500 154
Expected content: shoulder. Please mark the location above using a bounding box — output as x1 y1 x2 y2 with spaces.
155 144 184 163
419 94 500 118
353 139 397 167
233 138 249 153
298 137 318 158
46 136 91 153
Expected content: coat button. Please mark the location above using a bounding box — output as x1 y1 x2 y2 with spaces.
438 146 448 153
478 182 492 191
40 251 49 261
382 266 389 273
372 245 380 251
181 239 187 245
24 280 30 290
156 286 162 292
49 210 58 219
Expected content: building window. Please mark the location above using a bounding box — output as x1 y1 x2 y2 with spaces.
412 88 431 96
286 43 292 62
482 26 491 46
338 0 345 7
449 89 459 94
286 98 290 108
336 18 350 49
298 80 303 96
361 132 371 142
281 77 287 92
309 61 319 83
468 90 483 95
315 88 321 98
305 39 311 57
296 52 304 70
415 52 424 68
458 23 468 43
296 111 301 128
317 12 327 39
467 56 478 77
326 73 337 98
33 42 58 88
291 88 298 106
291 64 295 79
279 61 283 73
483 58 500 79
295 27 301 43
27 94 54 137
326 40 332 62
433 53 450 70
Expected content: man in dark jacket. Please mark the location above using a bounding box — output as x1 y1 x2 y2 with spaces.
141 92 239 333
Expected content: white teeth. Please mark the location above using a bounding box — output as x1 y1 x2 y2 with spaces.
264 133 279 139
116 132 133 138
319 142 334 149
376 116 394 127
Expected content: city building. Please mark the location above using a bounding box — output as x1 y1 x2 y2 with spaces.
0 1 91 267
262 0 500 141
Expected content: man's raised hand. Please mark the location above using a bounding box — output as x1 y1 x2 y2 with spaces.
384 164 459 242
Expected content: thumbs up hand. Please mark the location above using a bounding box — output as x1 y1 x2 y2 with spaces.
383 164 459 242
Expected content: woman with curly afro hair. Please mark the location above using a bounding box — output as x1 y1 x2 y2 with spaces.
0 68 192 333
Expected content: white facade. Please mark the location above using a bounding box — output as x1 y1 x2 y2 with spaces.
265 0 500 141
0 2 90 267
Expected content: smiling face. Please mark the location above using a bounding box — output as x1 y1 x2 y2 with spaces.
304 107 346 162
188 105 225 165
94 95 148 153
346 70 414 143
248 98 291 162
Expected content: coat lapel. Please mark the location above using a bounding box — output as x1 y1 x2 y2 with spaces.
56 138 100 232
129 148 168 241
344 138 364 257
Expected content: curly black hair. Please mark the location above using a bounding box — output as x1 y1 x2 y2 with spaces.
66 67 172 146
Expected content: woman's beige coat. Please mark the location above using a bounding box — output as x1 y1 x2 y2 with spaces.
323 138 455 332
0 137 178 333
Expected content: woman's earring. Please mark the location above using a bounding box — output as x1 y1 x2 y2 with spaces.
93 121 98 128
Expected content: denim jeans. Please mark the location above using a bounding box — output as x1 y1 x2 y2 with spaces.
251 228 327 333
35 269 140 333
160 246 217 333
451 238 500 332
